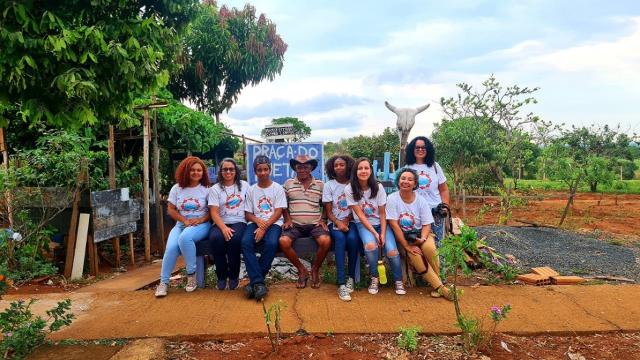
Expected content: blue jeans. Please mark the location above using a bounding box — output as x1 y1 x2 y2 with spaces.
160 221 211 284
431 211 445 247
355 223 403 282
210 222 247 281
432 209 446 279
329 223 359 285
241 223 282 286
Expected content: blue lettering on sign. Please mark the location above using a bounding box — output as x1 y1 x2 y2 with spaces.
246 143 324 185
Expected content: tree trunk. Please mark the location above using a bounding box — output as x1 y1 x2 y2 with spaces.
559 178 580 226
590 181 597 193
214 112 220 123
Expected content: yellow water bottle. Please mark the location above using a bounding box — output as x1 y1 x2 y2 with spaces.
377 248 387 284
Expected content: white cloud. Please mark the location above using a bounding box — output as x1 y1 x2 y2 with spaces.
518 17 640 84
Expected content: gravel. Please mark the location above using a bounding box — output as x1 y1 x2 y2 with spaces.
476 226 640 281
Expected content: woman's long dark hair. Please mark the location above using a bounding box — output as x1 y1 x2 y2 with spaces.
216 158 242 191
325 154 355 181
349 157 378 201
405 136 435 167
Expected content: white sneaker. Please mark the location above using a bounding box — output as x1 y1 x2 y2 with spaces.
394 280 406 295
368 277 379 295
155 282 168 297
185 274 197 292
338 285 352 301
345 277 355 293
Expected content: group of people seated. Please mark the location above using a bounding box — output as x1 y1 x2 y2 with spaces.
154 136 453 302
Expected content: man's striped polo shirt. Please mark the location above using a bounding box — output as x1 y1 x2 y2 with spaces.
283 177 324 225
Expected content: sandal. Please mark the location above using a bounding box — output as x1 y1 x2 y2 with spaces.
311 271 321 289
296 272 309 289
434 285 454 301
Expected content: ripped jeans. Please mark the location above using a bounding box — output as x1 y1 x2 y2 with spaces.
354 223 403 282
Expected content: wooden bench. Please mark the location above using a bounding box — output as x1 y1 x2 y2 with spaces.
195 237 363 288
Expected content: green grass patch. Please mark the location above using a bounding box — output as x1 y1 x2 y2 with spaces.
509 179 640 194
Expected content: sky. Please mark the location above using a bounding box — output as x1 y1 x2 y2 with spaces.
219 0 640 143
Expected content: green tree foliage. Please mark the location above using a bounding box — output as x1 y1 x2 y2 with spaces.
261 117 311 142
340 127 400 166
169 2 287 120
547 125 631 225
151 91 226 153
432 117 499 196
440 75 541 189
0 0 199 129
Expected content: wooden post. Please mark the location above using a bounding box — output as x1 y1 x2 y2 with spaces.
242 134 247 171
64 159 88 279
462 188 467 218
107 125 121 268
128 233 136 268
0 127 13 227
152 110 165 254
143 109 151 261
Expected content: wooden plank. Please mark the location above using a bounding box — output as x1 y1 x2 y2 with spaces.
64 185 84 279
92 200 141 229
90 188 130 206
70 213 91 280
1 127 14 227
94 222 137 243
128 233 135 267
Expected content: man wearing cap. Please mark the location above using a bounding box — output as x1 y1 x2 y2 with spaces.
280 154 331 289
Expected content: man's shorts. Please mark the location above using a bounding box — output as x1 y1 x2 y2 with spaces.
282 224 329 241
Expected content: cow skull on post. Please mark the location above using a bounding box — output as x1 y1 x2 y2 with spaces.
384 101 430 166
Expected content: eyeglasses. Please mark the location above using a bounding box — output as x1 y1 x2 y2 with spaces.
415 146 427 151
221 168 236 173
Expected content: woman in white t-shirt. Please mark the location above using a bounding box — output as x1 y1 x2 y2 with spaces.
345 157 405 296
208 158 249 291
405 136 451 247
387 167 452 300
322 155 359 301
156 156 212 297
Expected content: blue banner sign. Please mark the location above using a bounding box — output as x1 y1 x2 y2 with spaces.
246 143 324 185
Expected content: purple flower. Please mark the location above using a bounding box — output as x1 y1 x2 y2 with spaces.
4 332 12 337
491 258 502 267
490 306 502 315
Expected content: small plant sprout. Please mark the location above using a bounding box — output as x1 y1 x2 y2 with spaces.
397 326 421 352
262 299 286 353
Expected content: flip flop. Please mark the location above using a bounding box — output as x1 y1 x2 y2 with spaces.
296 273 309 289
311 271 321 289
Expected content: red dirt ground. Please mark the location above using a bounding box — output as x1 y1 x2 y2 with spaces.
454 192 640 243
162 332 640 359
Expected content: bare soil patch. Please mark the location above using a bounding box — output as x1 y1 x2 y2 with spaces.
457 192 640 243
163 332 640 359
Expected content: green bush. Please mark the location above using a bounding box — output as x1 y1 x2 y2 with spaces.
0 299 74 359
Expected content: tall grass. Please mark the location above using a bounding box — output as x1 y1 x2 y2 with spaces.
509 179 640 194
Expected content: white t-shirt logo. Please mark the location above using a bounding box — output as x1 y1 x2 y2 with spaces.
418 170 432 190
399 211 416 231
257 196 274 216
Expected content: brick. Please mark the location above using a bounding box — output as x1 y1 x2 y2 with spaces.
517 273 551 286
531 267 560 277
551 276 586 285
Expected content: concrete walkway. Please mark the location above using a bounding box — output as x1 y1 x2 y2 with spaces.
2 283 639 340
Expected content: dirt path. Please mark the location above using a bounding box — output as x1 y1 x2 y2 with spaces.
76 259 184 293
3 283 639 340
